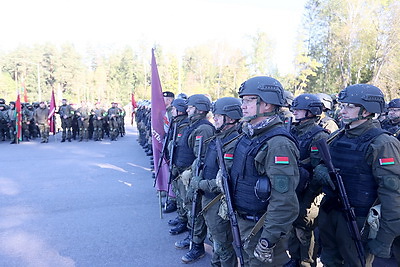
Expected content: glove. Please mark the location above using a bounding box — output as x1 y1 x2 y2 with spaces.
367 238 392 258
367 205 381 239
181 169 192 188
215 169 224 193
254 238 274 263
313 164 335 190
189 176 202 191
185 187 195 203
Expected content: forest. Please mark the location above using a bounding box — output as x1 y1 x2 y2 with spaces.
0 0 399 105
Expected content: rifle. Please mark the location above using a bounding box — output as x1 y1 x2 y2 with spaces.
316 139 366 267
286 116 293 131
215 138 244 266
190 136 203 249
153 124 171 187
164 121 178 209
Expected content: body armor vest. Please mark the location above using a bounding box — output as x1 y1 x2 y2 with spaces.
174 119 213 169
326 128 387 217
230 127 297 216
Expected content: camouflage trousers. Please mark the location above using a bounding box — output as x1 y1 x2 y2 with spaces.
38 123 49 142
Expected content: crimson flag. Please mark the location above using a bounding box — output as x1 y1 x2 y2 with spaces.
131 92 137 109
15 93 22 142
151 49 173 196
48 89 56 135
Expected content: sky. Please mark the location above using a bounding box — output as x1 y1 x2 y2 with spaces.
0 0 307 74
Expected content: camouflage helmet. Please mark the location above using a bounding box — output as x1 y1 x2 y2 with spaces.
316 93 333 110
186 94 211 112
337 84 385 114
212 97 242 120
172 98 188 113
291 94 324 116
238 76 285 106
388 98 400 109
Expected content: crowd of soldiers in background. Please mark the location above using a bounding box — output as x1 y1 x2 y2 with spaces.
0 98 127 144
134 87 400 266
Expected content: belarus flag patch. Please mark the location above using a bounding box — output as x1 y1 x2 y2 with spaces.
310 146 319 152
224 153 233 160
177 134 182 138
379 158 395 165
275 156 289 164
196 136 203 140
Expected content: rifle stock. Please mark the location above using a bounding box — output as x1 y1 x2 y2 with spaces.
215 138 244 266
316 139 366 267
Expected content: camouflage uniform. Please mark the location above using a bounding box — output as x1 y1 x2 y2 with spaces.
34 103 50 143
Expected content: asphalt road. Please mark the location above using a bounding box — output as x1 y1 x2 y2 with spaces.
0 126 211 267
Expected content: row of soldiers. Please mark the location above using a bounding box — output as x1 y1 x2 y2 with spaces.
137 78 400 266
0 98 127 144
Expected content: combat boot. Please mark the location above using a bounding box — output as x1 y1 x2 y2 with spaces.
163 200 177 213
181 243 205 263
175 234 190 249
61 138 66 142
168 216 183 226
169 222 188 235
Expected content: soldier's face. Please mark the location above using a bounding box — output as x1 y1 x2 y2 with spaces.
388 108 400 120
292 109 307 121
171 106 178 117
213 114 224 129
241 96 260 118
187 106 196 116
339 103 361 123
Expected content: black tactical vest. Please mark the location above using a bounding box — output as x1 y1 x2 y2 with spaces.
326 128 387 217
230 127 297 216
174 119 213 169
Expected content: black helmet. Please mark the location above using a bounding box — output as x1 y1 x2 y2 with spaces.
186 94 211 112
9 101 15 106
238 76 285 106
291 94 324 116
337 84 385 114
0 98 5 105
172 98 188 113
212 97 242 120
177 93 188 100
316 93 333 110
388 98 400 109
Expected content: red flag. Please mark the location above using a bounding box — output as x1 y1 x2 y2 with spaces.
151 49 173 196
23 82 28 103
15 93 22 142
48 89 56 135
131 93 137 108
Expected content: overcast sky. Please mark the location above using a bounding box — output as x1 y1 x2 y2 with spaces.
1 0 307 73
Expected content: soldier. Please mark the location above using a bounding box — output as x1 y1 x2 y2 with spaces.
287 94 330 266
229 76 300 266
107 102 121 141
315 93 339 133
190 97 243 266
172 94 215 264
22 103 34 141
314 84 400 266
7 101 17 144
381 98 400 140
92 102 106 141
34 101 50 143
117 103 126 137
0 104 8 141
167 98 190 232
76 101 91 142
58 99 74 142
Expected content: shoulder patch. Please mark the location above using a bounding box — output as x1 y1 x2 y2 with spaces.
379 158 395 166
224 153 233 160
273 176 289 193
275 156 289 164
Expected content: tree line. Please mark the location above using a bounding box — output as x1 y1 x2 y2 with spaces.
0 0 399 105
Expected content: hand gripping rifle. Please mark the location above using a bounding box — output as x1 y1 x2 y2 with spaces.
164 121 178 209
215 138 244 266
190 136 203 249
316 139 366 267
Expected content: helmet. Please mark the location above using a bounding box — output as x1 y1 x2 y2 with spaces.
337 84 385 114
283 90 294 107
0 98 5 105
291 94 324 116
388 98 400 109
9 101 15 106
186 94 211 112
238 76 285 106
316 93 333 110
177 93 188 100
212 97 242 120
172 98 188 113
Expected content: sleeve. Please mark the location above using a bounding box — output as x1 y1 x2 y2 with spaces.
369 136 400 246
189 124 215 173
258 136 300 245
